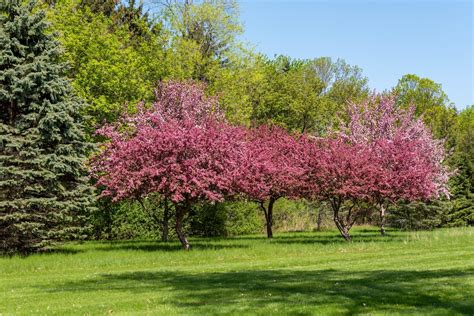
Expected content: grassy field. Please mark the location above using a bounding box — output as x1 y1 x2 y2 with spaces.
1 227 473 315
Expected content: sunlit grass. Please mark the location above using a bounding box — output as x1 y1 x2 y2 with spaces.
1 227 473 315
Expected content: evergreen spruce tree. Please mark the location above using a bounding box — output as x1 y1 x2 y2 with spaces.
448 145 474 226
0 0 95 253
388 200 452 230
443 106 474 227
449 180 474 227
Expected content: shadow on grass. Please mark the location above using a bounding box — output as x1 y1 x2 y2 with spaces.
52 230 407 254
45 268 474 314
0 247 85 257
272 235 406 245
18 228 414 256
8 229 412 257
89 231 404 252
40 247 85 255
90 240 250 252
232 230 406 245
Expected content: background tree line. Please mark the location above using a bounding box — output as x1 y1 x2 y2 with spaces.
46 0 473 237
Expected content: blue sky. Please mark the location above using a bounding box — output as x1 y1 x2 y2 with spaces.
239 0 473 110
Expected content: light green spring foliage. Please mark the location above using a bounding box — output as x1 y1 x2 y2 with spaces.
247 55 324 132
46 0 369 134
160 0 257 124
162 0 243 63
189 200 262 237
241 55 369 134
46 0 167 128
40 0 471 236
46 0 247 127
0 0 95 253
1 228 473 314
206 47 262 124
159 0 243 83
394 74 458 144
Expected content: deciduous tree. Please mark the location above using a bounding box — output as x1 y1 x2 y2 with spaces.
300 137 378 241
47 0 166 129
236 125 305 238
340 94 450 235
91 81 244 249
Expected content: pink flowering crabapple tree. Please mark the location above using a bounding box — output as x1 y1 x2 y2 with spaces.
92 82 450 246
91 81 244 250
340 94 450 236
236 125 306 238
299 136 379 241
299 93 450 240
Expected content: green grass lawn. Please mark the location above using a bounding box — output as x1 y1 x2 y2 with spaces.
1 227 473 315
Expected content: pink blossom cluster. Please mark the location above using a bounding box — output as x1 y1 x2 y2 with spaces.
337 94 450 203
91 82 450 211
91 81 244 204
235 125 306 202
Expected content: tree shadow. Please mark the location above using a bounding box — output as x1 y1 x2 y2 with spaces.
273 235 406 245
88 230 410 252
4 228 427 256
43 268 474 314
39 247 85 255
231 230 406 245
90 240 249 252
0 247 85 257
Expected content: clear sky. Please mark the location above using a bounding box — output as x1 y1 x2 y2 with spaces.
239 0 473 110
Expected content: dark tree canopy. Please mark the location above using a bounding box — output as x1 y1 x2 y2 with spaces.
0 0 95 253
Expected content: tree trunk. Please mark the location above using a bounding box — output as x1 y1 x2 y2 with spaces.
331 198 352 241
161 199 170 242
334 216 352 241
175 204 190 250
105 207 113 240
379 204 386 236
316 207 324 232
266 197 275 238
259 197 276 239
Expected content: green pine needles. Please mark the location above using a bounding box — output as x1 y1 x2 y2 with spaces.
0 0 95 254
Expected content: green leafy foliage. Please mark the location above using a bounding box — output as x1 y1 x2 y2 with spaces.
46 0 167 129
189 201 262 237
244 56 369 134
18 0 469 241
395 74 458 144
93 198 175 241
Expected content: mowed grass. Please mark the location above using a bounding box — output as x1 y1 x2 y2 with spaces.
1 227 473 315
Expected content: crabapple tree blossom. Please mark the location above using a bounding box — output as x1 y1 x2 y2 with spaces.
236 125 305 238
340 93 450 236
300 137 378 241
91 81 244 249
300 93 450 240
